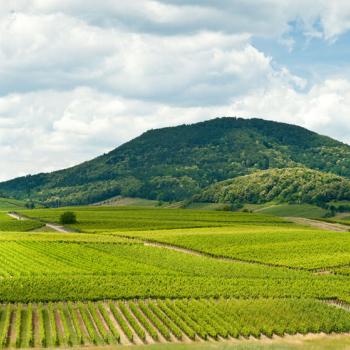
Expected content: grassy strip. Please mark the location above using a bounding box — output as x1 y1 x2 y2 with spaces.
158 300 196 340
109 302 133 342
87 302 113 344
148 301 183 340
138 301 171 341
129 301 159 341
13 304 22 348
118 302 146 342
165 299 207 339
97 303 120 343
175 300 218 339
67 302 84 345
0 305 12 348
78 302 103 345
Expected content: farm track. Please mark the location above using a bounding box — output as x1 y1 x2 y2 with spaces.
285 217 350 232
7 212 72 233
122 237 311 272
7 212 26 220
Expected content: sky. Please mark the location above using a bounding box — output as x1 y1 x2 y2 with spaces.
1 1 350 181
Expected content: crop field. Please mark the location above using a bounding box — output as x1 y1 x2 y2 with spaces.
0 212 44 232
251 203 328 218
0 206 348 349
18 207 286 232
119 225 350 269
0 198 27 210
0 298 349 348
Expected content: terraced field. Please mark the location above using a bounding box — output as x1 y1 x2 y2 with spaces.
0 207 349 348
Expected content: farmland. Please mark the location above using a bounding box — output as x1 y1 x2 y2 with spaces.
0 212 44 232
0 298 349 348
0 206 350 348
18 207 285 232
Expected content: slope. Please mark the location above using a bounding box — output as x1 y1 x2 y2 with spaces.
1 117 350 206
196 167 350 207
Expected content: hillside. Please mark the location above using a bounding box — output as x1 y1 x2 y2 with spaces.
1 117 350 206
196 168 350 207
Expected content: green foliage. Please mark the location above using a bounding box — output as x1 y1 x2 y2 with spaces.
121 224 350 269
0 298 349 348
197 167 350 206
0 198 27 210
59 211 77 225
129 301 159 341
0 212 44 232
3 117 350 206
250 203 328 218
97 302 120 343
19 207 285 233
109 302 133 342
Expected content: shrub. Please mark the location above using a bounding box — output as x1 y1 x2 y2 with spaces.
59 212 77 225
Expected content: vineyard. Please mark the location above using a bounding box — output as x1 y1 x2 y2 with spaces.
0 213 44 232
0 207 350 348
18 207 285 232
0 298 349 348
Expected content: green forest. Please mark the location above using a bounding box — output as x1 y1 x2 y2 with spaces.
1 117 350 206
196 167 350 208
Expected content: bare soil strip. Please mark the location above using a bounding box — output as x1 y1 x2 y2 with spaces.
136 304 168 344
104 303 131 345
45 223 72 233
326 300 350 311
125 303 155 344
7 211 72 233
286 217 350 232
113 302 144 345
142 240 308 272
7 212 27 220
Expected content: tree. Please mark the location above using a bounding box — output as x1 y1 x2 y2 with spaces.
59 211 77 225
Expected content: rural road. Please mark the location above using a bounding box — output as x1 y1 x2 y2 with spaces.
7 212 72 233
285 217 350 232
7 212 27 220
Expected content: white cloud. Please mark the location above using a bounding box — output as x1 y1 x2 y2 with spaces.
1 1 350 181
230 78 350 143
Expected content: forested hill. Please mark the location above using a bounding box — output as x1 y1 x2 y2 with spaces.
1 117 350 206
196 167 350 207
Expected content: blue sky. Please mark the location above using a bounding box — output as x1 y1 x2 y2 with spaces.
1 1 350 180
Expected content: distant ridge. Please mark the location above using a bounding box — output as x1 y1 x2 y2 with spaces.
1 117 350 206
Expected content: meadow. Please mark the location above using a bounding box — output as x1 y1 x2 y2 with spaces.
0 206 349 348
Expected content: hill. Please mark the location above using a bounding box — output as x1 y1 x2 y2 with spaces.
196 168 350 207
1 117 350 206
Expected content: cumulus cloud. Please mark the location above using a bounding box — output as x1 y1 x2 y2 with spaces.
0 1 350 180
230 79 350 143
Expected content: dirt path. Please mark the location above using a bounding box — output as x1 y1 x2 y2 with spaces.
143 240 307 272
7 212 72 233
45 223 72 233
285 217 350 232
7 212 27 220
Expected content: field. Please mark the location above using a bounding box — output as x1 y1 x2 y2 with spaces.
0 206 349 349
244 203 328 218
0 198 27 210
18 207 285 232
0 212 44 232
0 299 349 348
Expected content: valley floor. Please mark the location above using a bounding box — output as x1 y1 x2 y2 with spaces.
1 206 350 349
